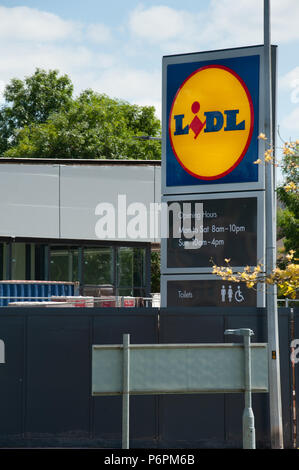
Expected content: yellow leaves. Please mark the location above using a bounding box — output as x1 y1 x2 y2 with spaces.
284 181 297 193
264 148 273 162
258 133 267 140
255 132 274 164
254 135 298 180
284 147 295 155
286 250 295 261
211 251 298 299
266 258 299 298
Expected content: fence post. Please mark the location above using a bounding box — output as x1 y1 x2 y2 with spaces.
122 334 130 449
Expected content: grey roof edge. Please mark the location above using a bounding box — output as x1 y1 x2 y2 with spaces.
0 158 161 166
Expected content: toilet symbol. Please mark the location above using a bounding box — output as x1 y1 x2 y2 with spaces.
221 285 226 302
228 285 233 302
189 101 206 139
235 285 245 303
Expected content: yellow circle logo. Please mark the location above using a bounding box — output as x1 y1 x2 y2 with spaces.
169 65 254 180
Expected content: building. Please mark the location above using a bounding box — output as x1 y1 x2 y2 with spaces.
0 158 161 298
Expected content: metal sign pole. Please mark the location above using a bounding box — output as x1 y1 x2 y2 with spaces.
122 334 130 449
225 329 256 449
264 0 284 449
243 330 255 449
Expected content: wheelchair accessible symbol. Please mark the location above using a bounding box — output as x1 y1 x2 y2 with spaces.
221 285 245 303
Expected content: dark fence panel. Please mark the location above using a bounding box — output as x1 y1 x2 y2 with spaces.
277 309 293 448
0 308 159 448
26 315 91 438
0 306 297 448
0 314 24 438
159 307 226 448
159 307 295 449
92 308 159 448
294 309 299 448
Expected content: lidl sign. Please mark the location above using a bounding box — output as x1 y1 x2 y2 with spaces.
162 46 272 194
169 65 254 180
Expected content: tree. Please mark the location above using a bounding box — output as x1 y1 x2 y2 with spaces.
0 68 73 155
1 72 161 161
277 140 299 264
151 251 161 293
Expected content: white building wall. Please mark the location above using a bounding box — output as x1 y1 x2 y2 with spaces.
0 164 60 238
0 162 161 243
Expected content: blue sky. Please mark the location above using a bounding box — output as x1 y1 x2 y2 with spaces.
0 0 298 177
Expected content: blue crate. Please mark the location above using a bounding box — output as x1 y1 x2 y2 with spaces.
0 281 78 306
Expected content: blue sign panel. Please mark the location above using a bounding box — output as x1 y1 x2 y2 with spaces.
162 46 266 194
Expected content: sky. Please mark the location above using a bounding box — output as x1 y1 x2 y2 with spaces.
0 0 298 177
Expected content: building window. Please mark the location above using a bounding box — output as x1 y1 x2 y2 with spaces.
50 246 79 283
116 247 146 297
35 244 48 281
0 243 5 280
83 246 114 286
11 243 26 280
0 240 150 299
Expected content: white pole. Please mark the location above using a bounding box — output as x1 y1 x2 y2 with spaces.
243 332 256 449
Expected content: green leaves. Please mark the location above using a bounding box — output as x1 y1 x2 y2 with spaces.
4 68 73 125
1 70 161 160
277 142 299 265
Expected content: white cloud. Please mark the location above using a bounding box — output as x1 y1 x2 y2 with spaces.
129 5 193 43
279 67 299 106
0 41 117 100
282 107 299 132
0 80 5 104
0 6 119 103
128 0 299 52
0 6 78 42
280 66 299 91
271 0 299 43
0 43 89 74
86 23 112 44
89 67 161 104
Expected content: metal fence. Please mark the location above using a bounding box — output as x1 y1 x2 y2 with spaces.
0 306 297 449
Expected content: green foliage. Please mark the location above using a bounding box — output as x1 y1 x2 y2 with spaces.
151 251 160 293
0 68 73 154
277 142 299 265
1 70 161 160
277 196 299 260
